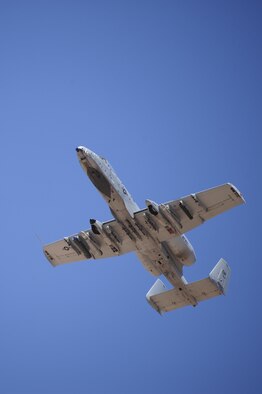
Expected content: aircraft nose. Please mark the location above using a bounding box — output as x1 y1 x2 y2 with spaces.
76 146 85 153
76 146 96 164
76 147 88 162
76 146 93 155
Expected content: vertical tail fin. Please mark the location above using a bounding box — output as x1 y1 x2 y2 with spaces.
209 258 231 295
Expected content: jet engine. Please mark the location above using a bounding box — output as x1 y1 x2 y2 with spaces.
90 218 102 235
164 236 196 266
145 199 159 216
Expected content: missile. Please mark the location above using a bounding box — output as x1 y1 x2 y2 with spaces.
64 236 92 259
90 219 120 254
159 204 182 231
79 231 103 257
145 199 177 235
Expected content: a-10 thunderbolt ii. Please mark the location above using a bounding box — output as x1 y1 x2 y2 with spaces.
44 146 245 314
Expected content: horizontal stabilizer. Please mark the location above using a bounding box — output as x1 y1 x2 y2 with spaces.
146 259 231 314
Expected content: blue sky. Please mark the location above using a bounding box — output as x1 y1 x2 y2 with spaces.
1 1 262 393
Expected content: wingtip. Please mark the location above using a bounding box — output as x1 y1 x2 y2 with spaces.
227 183 246 204
43 248 57 267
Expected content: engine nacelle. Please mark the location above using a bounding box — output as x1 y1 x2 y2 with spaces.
164 235 196 266
90 218 102 235
145 199 159 216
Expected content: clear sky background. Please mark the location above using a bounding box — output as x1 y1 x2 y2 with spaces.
1 1 262 393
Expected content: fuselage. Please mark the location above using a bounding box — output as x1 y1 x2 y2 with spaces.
76 146 139 220
76 146 197 304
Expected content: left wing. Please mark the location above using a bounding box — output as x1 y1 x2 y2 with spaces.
43 218 135 267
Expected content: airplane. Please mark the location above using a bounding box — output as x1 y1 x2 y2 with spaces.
43 146 245 314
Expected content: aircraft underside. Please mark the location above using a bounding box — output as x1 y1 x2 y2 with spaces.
43 146 245 314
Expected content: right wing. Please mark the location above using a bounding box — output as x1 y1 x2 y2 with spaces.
166 183 245 235
43 219 135 267
134 183 245 241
